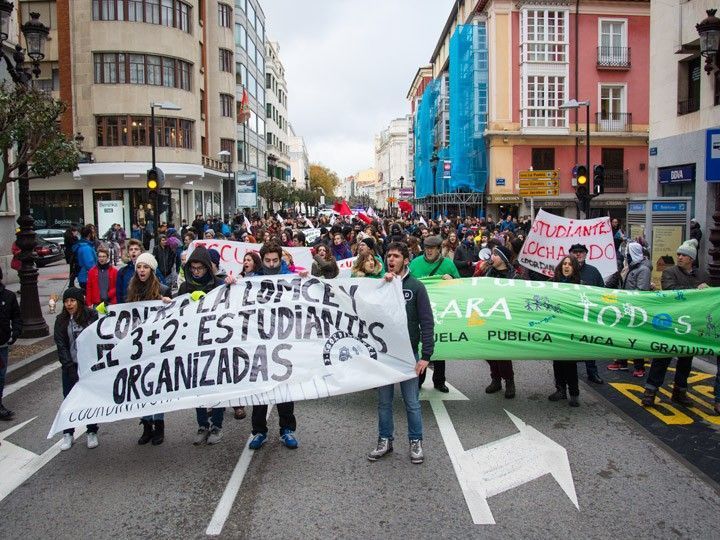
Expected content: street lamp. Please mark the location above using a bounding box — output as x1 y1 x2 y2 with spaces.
218 150 233 216
430 151 439 216
0 7 50 337
149 101 180 246
697 10 720 285
560 99 592 218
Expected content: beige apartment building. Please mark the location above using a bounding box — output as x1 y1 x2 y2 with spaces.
20 0 238 233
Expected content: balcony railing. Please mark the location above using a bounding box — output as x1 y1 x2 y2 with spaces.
595 112 632 132
603 169 628 193
597 46 631 69
202 155 226 171
677 97 699 116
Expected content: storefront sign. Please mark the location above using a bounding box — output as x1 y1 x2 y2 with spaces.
705 128 720 182
651 202 687 213
487 194 522 204
495 178 506 186
658 164 695 184
97 200 124 235
236 171 257 208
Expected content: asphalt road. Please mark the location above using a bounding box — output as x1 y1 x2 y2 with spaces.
0 359 718 539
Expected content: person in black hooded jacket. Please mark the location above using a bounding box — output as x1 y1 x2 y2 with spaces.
0 266 21 420
177 246 230 445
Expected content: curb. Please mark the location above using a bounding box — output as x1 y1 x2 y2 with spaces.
6 346 58 385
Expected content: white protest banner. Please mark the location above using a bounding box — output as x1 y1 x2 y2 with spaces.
49 277 415 436
519 209 617 278
337 257 357 278
303 228 321 244
188 239 314 276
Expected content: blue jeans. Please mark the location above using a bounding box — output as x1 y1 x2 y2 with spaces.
377 375 423 441
196 407 224 429
0 347 7 400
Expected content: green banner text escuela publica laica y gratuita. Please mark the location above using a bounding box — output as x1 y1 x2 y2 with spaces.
421 277 719 361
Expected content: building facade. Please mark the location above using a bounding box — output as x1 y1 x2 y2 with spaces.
288 123 309 189
264 39 290 184
374 117 410 210
406 66 432 206
648 0 720 281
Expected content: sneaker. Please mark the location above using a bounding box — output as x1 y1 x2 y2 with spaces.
86 432 99 449
409 439 424 464
248 432 267 450
632 369 645 378
568 395 580 408
367 437 393 461
207 426 223 445
607 361 628 371
548 389 567 402
193 426 210 446
59 433 73 451
279 429 299 449
0 404 15 421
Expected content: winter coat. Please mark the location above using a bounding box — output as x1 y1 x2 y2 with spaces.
54 307 98 368
72 239 97 284
0 283 22 347
153 245 177 277
331 242 353 261
177 247 224 295
454 242 479 278
86 264 119 305
311 255 339 279
623 260 651 291
578 262 604 288
661 265 704 291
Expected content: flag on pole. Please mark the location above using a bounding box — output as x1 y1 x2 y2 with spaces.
276 213 284 225
329 215 336 226
367 207 377 218
356 212 372 225
237 88 251 123
419 215 428 227
243 214 252 233
333 200 353 216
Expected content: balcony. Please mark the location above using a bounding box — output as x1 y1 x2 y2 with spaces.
677 97 699 116
603 169 628 193
595 112 632 132
597 47 631 69
202 155 225 171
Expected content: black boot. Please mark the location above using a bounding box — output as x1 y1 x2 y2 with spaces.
485 378 502 394
504 380 516 399
641 388 656 407
671 387 693 407
548 388 567 401
151 420 165 445
138 420 153 445
0 403 15 421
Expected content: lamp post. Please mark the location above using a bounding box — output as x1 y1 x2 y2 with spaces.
430 151 439 217
0 6 50 337
560 99 592 218
697 9 720 285
149 101 180 247
218 149 233 217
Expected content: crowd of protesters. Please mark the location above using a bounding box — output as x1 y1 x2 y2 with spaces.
1 208 716 464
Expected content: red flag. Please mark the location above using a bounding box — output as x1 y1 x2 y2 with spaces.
333 200 353 216
398 201 413 214
357 212 373 224
237 88 251 123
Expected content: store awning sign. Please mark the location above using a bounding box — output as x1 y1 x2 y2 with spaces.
705 128 720 182
658 164 695 184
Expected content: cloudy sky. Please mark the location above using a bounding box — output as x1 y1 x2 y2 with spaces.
261 0 454 179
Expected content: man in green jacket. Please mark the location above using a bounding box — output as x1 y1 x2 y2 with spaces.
408 235 458 392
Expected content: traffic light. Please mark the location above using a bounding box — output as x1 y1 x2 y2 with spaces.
146 167 165 196
593 164 605 195
574 165 589 199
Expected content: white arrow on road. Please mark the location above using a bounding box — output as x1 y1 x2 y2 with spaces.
0 417 83 502
420 373 579 525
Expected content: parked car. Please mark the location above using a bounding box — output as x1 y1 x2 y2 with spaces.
34 238 64 267
35 228 67 248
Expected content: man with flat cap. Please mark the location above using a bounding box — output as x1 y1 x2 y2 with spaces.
408 235 459 392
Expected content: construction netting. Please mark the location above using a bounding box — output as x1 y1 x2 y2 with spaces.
414 78 439 199
448 22 488 193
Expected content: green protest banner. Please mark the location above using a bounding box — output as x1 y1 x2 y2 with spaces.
423 277 719 361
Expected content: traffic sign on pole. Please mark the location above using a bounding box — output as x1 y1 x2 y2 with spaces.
518 179 559 189
519 188 560 197
518 170 559 180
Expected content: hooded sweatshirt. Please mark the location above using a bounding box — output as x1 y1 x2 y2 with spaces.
177 246 224 295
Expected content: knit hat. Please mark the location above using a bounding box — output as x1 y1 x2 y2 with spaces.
360 237 376 252
63 287 85 304
208 248 221 267
569 243 588 253
493 246 513 266
627 241 644 264
135 252 158 271
677 238 698 260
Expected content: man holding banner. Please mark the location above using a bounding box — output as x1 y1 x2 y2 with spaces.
369 242 433 464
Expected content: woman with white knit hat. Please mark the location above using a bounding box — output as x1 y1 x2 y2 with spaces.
126 252 172 446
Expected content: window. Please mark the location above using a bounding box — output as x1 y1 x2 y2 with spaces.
96 115 193 149
248 73 257 98
247 39 256 67
677 56 701 115
531 148 555 170
91 0 191 33
247 2 255 29
599 20 627 65
218 3 232 27
523 75 566 128
200 89 205 115
220 138 234 162
238 0 246 13
266 103 272 118
236 23 247 49
219 48 233 72
93 53 191 90
220 94 234 117
521 9 567 63
599 85 627 130
266 73 272 89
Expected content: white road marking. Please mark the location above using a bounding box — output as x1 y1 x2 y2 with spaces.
421 373 578 525
4 363 59 397
205 406 274 536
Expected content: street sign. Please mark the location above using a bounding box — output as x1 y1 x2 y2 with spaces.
519 188 560 197
518 169 558 180
442 160 452 179
398 187 414 199
518 179 559 189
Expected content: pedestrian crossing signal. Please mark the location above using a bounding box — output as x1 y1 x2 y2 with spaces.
593 165 605 195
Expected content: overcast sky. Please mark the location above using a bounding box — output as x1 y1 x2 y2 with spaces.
261 0 454 179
